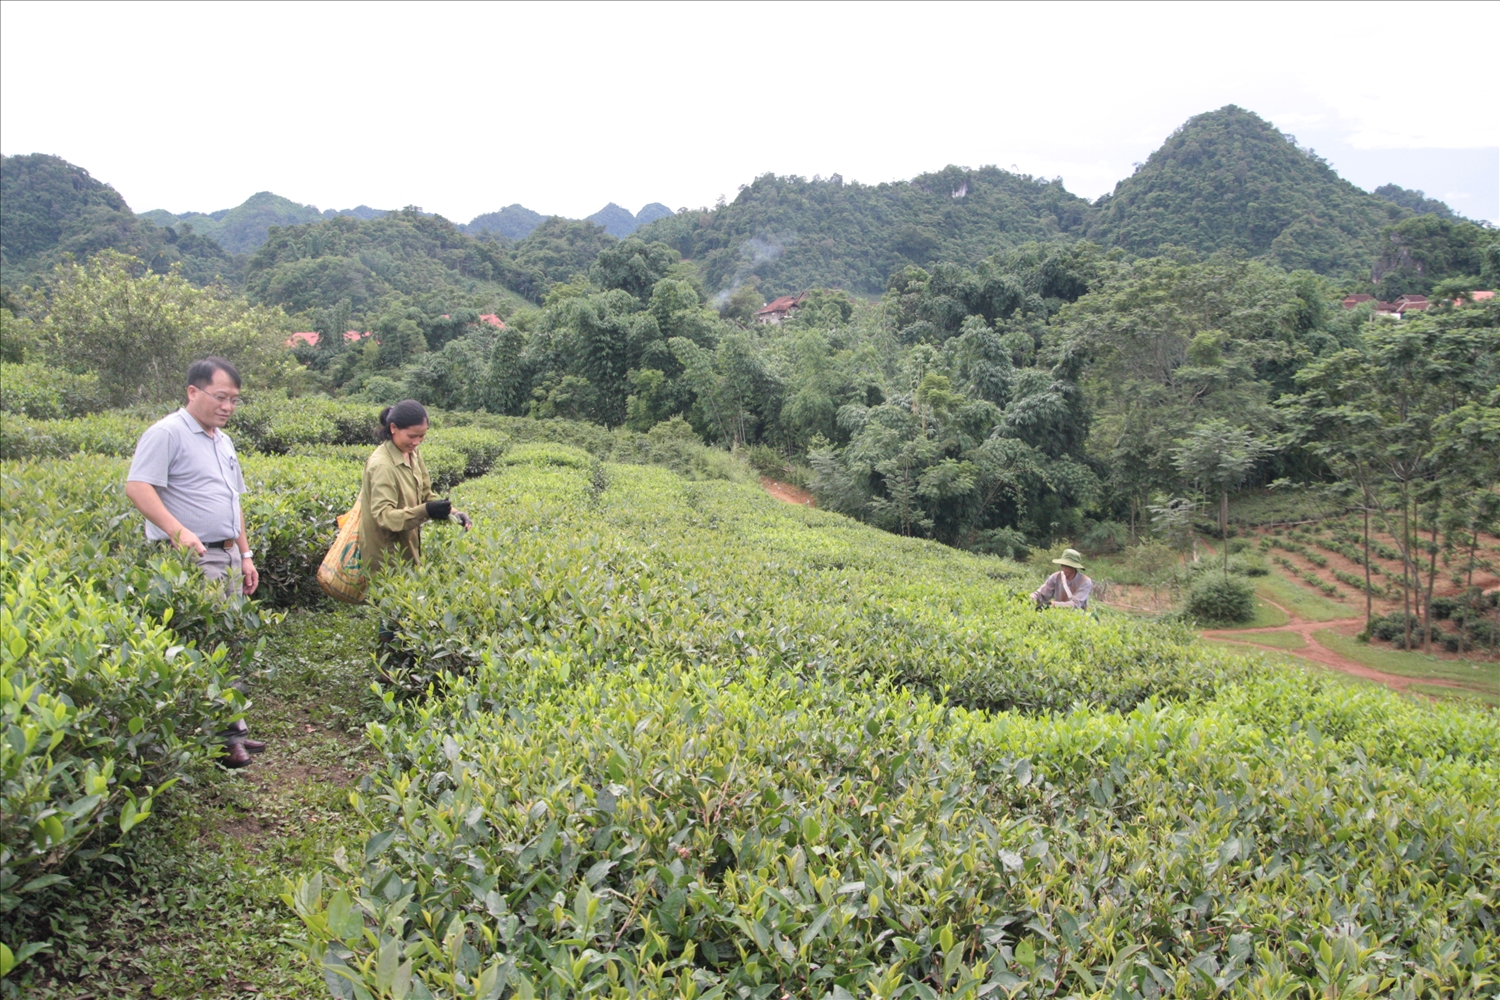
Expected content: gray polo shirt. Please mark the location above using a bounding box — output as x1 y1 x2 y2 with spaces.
127 409 245 543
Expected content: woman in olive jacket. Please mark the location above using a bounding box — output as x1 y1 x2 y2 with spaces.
362 400 470 680
359 400 470 575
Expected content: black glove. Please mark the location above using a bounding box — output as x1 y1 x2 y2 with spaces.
425 499 452 520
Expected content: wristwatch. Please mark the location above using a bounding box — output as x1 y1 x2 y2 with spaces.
240 549 255 559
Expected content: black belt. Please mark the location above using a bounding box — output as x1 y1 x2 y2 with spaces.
202 539 238 549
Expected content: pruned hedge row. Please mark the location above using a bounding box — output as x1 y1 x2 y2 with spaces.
372 459 1235 714
2 462 274 967
0 397 747 485
0 362 109 420
288 457 1500 998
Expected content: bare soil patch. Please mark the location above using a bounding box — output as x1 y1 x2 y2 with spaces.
761 477 815 507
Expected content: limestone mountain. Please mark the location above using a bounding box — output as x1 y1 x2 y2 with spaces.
636 167 1094 297
0 153 236 288
462 204 546 240
1085 105 1411 275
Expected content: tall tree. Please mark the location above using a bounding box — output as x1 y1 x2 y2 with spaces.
1172 420 1267 577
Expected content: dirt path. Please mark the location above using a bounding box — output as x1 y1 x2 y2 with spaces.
1200 597 1470 694
761 477 815 506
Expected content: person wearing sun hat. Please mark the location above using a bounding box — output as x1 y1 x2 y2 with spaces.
1031 548 1093 610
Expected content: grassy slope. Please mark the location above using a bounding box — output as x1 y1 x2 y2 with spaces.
1206 629 1306 651
1315 630 1500 702
1255 572 1352 621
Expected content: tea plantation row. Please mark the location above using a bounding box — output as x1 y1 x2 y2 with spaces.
287 452 1499 999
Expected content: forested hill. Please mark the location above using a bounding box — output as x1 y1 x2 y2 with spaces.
1086 106 1409 274
636 167 1093 297
636 106 1478 297
5 105 1486 309
141 192 367 254
0 153 237 288
242 210 620 317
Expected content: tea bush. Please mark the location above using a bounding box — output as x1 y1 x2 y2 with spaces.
423 427 510 479
287 459 1500 998
3 455 365 609
0 363 109 420
1184 573 1256 624
2 463 277 970
229 394 377 454
609 418 751 484
371 460 1246 715
0 411 151 460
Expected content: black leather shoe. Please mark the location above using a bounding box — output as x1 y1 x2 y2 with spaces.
221 740 253 769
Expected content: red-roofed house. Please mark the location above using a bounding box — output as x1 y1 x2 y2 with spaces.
285 330 372 347
755 293 806 325
1341 294 1375 309
1454 290 1495 307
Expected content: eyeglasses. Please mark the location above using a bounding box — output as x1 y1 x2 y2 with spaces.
194 388 246 408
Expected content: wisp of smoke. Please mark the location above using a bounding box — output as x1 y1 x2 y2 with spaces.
713 232 795 306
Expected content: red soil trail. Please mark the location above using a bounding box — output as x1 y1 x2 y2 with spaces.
761 477 815 507
1200 596 1472 694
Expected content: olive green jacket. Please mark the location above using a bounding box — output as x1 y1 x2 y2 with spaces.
359 441 435 574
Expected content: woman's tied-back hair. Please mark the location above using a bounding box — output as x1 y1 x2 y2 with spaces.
378 399 429 442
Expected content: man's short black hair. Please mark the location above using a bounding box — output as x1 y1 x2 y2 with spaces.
187 357 242 390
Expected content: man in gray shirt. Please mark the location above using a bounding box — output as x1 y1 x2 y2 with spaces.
126 357 264 768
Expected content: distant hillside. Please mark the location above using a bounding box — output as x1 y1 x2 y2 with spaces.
142 192 325 254
1372 183 1462 221
585 202 675 239
463 204 546 240
1 153 238 288
465 202 675 241
636 168 1093 297
242 209 620 317
1086 106 1409 275
145 195 411 253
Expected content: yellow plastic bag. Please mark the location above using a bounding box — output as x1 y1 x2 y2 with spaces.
317 499 367 603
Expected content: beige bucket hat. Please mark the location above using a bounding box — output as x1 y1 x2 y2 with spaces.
1051 548 1086 571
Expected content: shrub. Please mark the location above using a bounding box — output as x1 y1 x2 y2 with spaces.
498 442 595 469
1079 519 1129 555
1233 553 1270 576
228 393 376 454
1114 540 1179 585
1185 573 1256 624
423 426 509 478
610 418 750 483
744 442 786 478
2 464 276 970
0 411 152 460
417 443 466 493
0 362 109 419
288 461 1500 998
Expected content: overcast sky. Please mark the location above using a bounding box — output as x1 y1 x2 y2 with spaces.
3 1 1496 224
